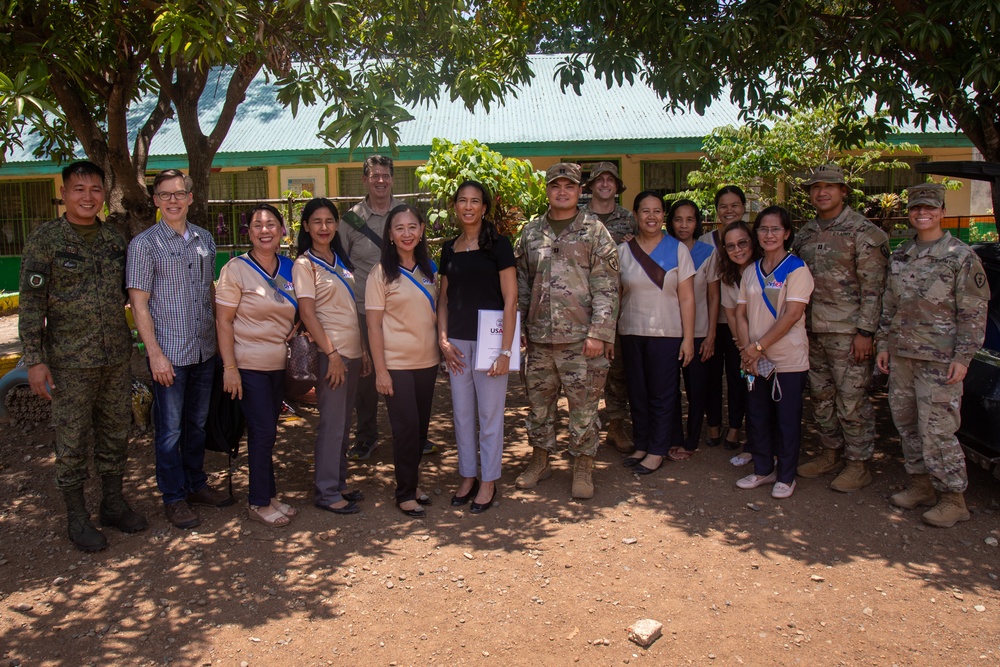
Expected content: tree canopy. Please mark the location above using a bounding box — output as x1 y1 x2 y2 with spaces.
556 0 1000 219
686 103 920 220
0 0 543 235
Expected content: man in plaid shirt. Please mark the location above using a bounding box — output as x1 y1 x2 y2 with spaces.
127 169 235 529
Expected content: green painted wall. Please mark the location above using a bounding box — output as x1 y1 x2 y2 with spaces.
0 251 247 293
0 256 19 293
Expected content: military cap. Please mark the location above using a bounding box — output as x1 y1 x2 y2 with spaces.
546 162 582 185
800 164 846 187
583 161 626 193
906 182 946 209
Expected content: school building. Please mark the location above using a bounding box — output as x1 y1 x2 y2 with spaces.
0 54 989 292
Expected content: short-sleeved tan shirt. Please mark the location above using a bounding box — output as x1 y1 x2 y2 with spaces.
617 235 696 338
292 251 363 360
365 263 439 370
216 256 297 371
738 255 814 373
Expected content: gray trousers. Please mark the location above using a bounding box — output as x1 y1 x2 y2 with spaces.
314 355 362 505
448 338 509 482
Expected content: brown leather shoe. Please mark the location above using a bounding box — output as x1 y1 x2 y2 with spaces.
165 500 200 529
187 484 236 508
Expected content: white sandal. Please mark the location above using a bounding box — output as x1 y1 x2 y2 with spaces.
249 505 291 527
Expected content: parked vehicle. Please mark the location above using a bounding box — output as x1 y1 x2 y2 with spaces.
959 242 1000 480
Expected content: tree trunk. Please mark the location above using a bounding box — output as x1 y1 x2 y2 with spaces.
157 58 262 228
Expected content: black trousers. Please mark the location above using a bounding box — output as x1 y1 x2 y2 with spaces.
674 337 710 452
745 371 807 485
384 365 438 503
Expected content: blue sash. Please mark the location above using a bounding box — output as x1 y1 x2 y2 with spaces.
400 261 437 314
239 254 297 309
306 250 356 302
689 240 714 271
754 254 804 319
647 234 680 272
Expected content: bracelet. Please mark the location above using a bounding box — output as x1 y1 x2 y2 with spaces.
223 364 238 369
327 350 339 357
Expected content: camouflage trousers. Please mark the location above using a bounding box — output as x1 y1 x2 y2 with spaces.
603 337 629 421
525 341 610 457
888 355 967 493
50 363 132 490
807 332 876 460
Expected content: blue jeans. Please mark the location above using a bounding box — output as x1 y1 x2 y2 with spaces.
151 356 216 505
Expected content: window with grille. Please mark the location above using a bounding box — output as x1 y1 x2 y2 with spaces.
206 170 268 246
0 180 57 256
860 158 929 197
338 166 423 198
641 161 701 196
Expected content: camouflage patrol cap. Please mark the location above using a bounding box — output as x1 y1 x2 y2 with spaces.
906 182 946 209
546 162 582 185
583 161 626 193
800 164 846 187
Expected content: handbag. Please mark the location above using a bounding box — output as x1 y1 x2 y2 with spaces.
286 332 319 383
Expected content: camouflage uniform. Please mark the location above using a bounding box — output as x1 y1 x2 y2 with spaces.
587 203 637 422
793 206 888 460
18 217 133 489
515 209 620 457
878 232 988 492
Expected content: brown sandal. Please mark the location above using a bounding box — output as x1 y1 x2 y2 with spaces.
667 447 697 462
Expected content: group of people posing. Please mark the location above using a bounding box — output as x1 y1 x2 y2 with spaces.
19 155 989 552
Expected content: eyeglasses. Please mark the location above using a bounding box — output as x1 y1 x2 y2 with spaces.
155 191 190 201
757 226 785 236
724 239 751 252
366 173 392 182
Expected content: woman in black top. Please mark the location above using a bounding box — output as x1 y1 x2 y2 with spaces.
438 181 517 514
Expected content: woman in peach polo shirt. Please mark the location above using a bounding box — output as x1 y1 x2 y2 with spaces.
366 204 440 518
216 204 299 526
735 206 814 499
292 198 366 516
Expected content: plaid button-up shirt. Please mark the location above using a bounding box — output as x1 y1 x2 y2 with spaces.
126 219 217 366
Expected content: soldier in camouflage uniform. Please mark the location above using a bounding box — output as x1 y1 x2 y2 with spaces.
793 164 889 492
515 163 620 499
19 161 146 552
583 162 636 454
876 183 988 527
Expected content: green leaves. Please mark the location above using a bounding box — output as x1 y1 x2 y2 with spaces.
415 138 546 240
687 101 922 217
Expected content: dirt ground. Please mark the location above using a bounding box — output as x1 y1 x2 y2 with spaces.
1 339 999 666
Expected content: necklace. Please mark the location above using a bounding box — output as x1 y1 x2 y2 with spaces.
462 234 478 252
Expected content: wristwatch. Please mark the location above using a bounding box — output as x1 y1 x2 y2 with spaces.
754 341 764 352
857 329 875 338
499 349 513 358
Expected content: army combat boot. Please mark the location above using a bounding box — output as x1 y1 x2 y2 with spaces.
62 487 108 552
796 448 842 478
99 475 148 533
890 474 937 509
606 419 634 453
571 455 595 499
829 460 873 492
921 492 971 528
515 447 552 489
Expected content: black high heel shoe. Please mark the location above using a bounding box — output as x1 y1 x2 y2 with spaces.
469 487 496 514
451 479 480 506
396 500 426 518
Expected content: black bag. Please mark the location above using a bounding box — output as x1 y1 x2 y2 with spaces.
205 357 246 495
